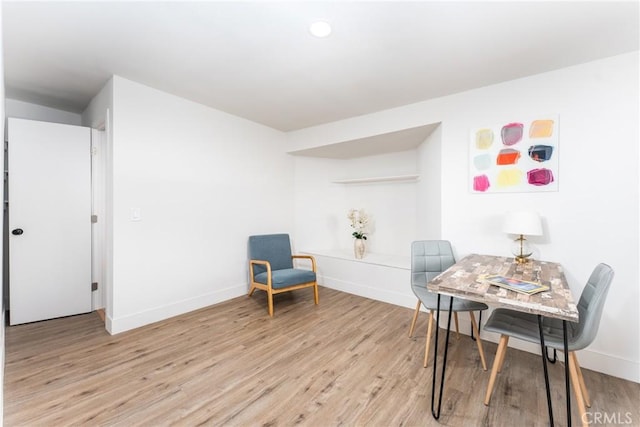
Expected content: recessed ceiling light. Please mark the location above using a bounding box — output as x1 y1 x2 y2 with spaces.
309 21 332 38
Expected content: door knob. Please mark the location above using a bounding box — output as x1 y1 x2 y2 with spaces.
11 228 23 235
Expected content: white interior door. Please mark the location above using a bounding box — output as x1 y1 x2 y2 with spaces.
8 118 92 325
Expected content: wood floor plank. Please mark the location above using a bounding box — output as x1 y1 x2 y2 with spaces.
5 287 639 426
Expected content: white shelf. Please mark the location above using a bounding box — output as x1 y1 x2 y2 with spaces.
302 249 410 270
331 174 419 184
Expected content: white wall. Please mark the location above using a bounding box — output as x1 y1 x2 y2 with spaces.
5 98 82 126
290 52 640 382
95 76 293 333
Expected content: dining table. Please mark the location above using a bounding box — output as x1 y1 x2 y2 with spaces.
426 253 579 426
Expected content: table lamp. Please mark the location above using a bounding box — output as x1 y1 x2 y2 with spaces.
503 211 543 264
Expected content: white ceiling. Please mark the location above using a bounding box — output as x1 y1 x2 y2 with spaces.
3 1 639 132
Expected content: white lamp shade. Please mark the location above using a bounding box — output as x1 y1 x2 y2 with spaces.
503 211 543 236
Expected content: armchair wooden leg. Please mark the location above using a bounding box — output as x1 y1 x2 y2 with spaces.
470 312 487 371
423 311 434 368
454 312 460 340
313 282 319 305
568 351 589 427
409 300 421 337
267 288 274 317
248 284 256 297
485 335 509 405
572 352 591 407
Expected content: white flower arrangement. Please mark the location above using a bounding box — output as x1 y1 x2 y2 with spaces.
348 208 369 240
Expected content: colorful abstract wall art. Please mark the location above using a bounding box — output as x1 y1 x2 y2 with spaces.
469 115 559 193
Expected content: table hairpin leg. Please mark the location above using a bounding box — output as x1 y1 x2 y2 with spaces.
431 294 454 419
546 347 558 364
538 315 554 427
563 320 571 427
537 317 572 427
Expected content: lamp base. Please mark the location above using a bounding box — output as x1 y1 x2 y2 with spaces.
511 235 533 264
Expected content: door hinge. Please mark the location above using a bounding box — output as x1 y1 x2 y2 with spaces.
91 282 98 291
91 215 98 223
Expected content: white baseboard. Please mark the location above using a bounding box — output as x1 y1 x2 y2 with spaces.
571 347 639 383
106 284 247 335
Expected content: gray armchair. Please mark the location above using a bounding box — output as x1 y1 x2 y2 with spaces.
483 263 614 425
248 234 319 316
408 240 488 369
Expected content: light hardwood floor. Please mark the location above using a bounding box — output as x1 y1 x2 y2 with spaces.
5 287 639 426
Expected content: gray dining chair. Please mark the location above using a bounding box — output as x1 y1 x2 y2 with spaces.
483 263 614 425
408 240 488 369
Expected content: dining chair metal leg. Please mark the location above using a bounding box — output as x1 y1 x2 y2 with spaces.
409 300 421 337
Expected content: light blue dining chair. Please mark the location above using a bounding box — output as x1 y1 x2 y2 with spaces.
248 234 319 316
483 263 614 425
408 240 488 369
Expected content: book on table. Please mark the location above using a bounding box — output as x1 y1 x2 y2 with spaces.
484 274 550 295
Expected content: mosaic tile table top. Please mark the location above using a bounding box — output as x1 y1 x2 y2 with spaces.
427 253 579 322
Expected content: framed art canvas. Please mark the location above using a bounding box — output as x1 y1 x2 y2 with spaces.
470 115 559 193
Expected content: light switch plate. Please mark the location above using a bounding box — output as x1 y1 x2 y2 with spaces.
130 207 141 221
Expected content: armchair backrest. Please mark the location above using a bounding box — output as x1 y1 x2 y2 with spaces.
570 263 614 350
248 234 294 276
411 240 456 288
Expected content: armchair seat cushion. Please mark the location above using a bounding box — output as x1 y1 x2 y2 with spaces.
254 268 317 289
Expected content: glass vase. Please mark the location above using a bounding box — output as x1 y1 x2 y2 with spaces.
354 238 366 259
